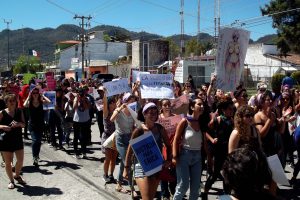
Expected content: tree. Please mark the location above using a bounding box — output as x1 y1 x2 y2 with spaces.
164 38 180 60
13 55 43 74
261 0 300 55
185 39 201 56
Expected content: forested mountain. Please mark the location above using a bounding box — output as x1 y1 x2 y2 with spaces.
0 24 276 68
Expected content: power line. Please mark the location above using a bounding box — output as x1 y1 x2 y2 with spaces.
45 0 77 15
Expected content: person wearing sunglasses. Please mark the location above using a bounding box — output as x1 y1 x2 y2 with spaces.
23 88 51 166
228 105 260 153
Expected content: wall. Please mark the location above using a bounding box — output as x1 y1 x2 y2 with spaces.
131 39 169 68
58 32 128 71
244 44 291 80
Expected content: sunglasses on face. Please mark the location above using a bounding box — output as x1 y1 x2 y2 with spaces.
282 97 290 101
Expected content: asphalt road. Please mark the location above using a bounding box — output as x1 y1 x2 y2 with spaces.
0 121 298 200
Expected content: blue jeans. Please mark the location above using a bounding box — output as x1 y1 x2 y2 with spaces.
30 130 42 158
173 149 202 200
116 134 132 186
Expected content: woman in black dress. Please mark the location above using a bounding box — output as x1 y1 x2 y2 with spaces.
0 94 25 189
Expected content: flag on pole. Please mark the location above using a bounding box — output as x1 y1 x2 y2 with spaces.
29 49 39 57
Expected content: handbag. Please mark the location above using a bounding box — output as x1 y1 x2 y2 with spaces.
159 166 176 182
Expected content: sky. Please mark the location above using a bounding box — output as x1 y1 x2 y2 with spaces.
0 0 276 41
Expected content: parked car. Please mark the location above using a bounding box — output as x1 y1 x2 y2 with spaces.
92 73 114 83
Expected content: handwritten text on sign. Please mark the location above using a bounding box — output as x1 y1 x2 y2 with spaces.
103 79 131 97
140 74 174 99
158 115 183 139
130 132 164 176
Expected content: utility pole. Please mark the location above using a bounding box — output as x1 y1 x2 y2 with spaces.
214 0 220 43
197 0 200 55
3 19 12 71
180 0 185 56
74 15 91 79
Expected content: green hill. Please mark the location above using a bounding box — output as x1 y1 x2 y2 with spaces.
0 24 275 69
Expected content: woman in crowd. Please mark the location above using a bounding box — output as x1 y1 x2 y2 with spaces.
172 98 207 200
228 105 260 153
158 99 177 200
254 90 283 158
182 81 195 99
63 92 75 147
279 92 295 168
73 88 91 158
23 87 51 166
18 84 30 140
124 102 171 200
222 147 278 200
110 92 135 194
0 94 25 189
101 88 118 183
203 98 234 199
173 81 182 98
233 89 248 110
49 87 65 149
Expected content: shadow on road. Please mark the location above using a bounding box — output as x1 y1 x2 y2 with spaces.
22 165 53 175
16 184 63 196
39 160 82 170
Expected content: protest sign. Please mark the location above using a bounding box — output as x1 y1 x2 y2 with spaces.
130 132 164 176
267 154 289 185
103 79 131 97
127 101 138 112
43 91 56 110
127 103 142 128
95 99 103 111
215 28 250 91
158 115 183 139
9 85 20 97
140 74 174 99
171 94 189 110
132 70 150 83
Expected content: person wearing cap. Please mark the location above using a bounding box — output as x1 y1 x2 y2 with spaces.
110 92 136 194
282 72 295 90
248 82 267 109
124 102 171 200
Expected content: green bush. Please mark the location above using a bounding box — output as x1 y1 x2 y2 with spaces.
291 71 300 85
271 73 285 94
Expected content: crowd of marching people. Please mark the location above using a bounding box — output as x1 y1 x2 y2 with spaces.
0 72 300 200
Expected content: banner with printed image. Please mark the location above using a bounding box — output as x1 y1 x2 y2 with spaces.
215 28 250 91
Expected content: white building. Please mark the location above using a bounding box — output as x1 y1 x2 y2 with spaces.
244 43 300 84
